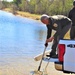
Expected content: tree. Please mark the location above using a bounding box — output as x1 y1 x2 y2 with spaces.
13 0 21 6
19 0 29 11
3 0 74 16
0 1 3 9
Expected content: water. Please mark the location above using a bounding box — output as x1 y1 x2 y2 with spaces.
0 10 51 58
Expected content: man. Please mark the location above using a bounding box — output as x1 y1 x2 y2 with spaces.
68 0 75 39
40 14 72 58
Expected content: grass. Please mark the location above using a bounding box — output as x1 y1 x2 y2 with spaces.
17 11 41 20
2 8 41 20
2 8 12 12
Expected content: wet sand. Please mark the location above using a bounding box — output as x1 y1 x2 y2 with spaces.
0 56 74 75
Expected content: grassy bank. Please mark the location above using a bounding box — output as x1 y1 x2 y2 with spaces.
17 11 41 20
2 8 41 20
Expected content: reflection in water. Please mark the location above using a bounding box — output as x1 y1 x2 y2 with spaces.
0 10 51 58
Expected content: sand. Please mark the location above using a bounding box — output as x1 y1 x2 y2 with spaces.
0 56 75 75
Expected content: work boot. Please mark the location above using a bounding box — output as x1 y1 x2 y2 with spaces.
46 52 58 58
50 54 58 58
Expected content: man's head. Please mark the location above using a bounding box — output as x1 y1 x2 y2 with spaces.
40 14 50 25
73 0 75 6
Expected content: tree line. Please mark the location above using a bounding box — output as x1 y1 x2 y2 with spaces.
0 0 74 16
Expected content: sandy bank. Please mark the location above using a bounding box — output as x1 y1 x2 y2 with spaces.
0 56 74 75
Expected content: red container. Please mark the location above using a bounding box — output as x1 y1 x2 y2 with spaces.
58 44 65 62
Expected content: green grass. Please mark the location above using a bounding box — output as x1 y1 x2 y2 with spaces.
2 8 41 20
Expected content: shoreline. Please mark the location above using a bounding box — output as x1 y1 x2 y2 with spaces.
2 8 41 20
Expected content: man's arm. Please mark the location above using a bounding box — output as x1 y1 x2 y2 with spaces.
46 25 52 39
45 25 52 47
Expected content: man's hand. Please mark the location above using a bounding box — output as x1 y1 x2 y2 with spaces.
44 43 48 47
45 37 54 47
46 37 54 43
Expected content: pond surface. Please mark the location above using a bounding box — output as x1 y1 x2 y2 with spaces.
0 10 51 58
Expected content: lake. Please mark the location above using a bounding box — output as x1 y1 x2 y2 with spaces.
0 10 65 75
0 10 51 58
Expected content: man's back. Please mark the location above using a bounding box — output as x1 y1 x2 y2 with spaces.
50 15 71 27
52 15 68 20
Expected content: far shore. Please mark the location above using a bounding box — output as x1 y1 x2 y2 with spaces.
2 8 41 20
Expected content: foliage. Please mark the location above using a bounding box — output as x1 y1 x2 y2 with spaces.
13 0 21 6
19 0 30 12
0 0 74 16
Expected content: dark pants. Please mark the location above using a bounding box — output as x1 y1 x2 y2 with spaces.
51 24 71 54
70 26 75 39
